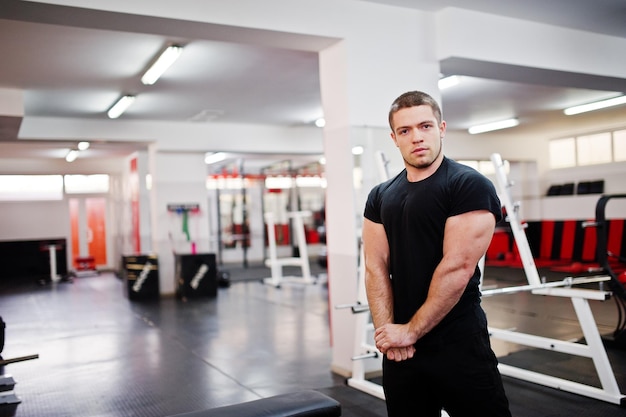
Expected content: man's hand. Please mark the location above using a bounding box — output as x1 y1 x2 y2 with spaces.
374 323 417 356
385 346 416 362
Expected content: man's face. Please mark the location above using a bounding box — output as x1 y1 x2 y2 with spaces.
390 105 446 170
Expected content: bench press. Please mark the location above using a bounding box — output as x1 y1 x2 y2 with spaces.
169 390 341 417
483 153 625 405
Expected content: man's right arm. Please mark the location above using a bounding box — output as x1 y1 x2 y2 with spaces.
362 218 415 361
362 217 393 329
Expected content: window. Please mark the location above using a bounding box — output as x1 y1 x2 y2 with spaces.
64 174 110 194
549 127 626 169
614 129 626 162
0 175 64 201
549 138 576 168
576 133 611 166
457 159 508 176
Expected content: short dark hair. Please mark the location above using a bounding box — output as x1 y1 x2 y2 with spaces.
388 91 442 130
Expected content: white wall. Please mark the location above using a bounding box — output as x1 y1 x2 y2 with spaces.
0 200 70 241
150 151 212 295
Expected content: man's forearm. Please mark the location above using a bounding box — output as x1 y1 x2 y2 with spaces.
406 258 473 340
365 270 394 329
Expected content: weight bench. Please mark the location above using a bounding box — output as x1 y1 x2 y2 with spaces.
169 390 341 417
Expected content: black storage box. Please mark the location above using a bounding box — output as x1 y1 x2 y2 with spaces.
175 253 217 299
122 254 160 301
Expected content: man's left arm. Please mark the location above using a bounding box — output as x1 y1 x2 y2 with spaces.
374 209 495 353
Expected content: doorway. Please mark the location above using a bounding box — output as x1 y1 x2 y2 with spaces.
69 197 108 270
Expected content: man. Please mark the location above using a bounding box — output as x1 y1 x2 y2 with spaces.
362 91 511 416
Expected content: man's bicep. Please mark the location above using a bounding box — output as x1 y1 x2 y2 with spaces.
444 210 496 262
362 218 389 271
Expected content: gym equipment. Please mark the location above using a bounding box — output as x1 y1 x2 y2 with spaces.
487 153 624 406
167 203 202 255
0 356 39 415
168 390 341 417
0 238 68 285
0 317 4 354
121 254 160 301
263 211 316 288
0 374 20 412
74 255 98 278
0 354 39 367
591 194 626 346
44 243 62 282
175 253 218 299
217 270 231 288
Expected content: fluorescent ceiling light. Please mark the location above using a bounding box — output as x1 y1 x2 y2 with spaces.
468 118 519 134
141 45 184 85
65 149 79 162
563 95 626 115
315 118 326 127
438 75 460 90
77 141 90 151
107 95 136 119
205 152 227 164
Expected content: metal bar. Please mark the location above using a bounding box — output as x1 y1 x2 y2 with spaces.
490 153 542 286
489 327 593 358
352 352 378 361
0 354 39 366
498 364 625 405
347 378 385 400
571 297 622 395
532 287 611 300
482 275 610 296
489 328 592 357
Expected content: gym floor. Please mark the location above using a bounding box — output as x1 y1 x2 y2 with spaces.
0 263 625 416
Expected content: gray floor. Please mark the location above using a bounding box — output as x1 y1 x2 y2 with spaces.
1 264 625 416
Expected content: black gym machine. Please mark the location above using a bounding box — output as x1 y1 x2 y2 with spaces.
592 194 626 348
0 316 39 415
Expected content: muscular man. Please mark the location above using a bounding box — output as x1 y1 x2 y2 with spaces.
362 91 511 416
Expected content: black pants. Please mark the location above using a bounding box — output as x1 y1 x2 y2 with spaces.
382 331 511 417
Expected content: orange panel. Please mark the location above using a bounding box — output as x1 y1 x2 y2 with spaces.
86 198 107 266
69 198 80 269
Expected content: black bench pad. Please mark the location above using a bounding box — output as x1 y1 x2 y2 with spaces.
169 390 341 417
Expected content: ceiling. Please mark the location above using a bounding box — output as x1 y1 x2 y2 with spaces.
0 0 625 168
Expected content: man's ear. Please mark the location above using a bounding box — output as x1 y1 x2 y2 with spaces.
390 132 399 147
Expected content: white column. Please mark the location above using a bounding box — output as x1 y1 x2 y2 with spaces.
319 23 441 375
149 148 210 295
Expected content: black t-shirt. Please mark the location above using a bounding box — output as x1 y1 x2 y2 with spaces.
364 157 502 346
